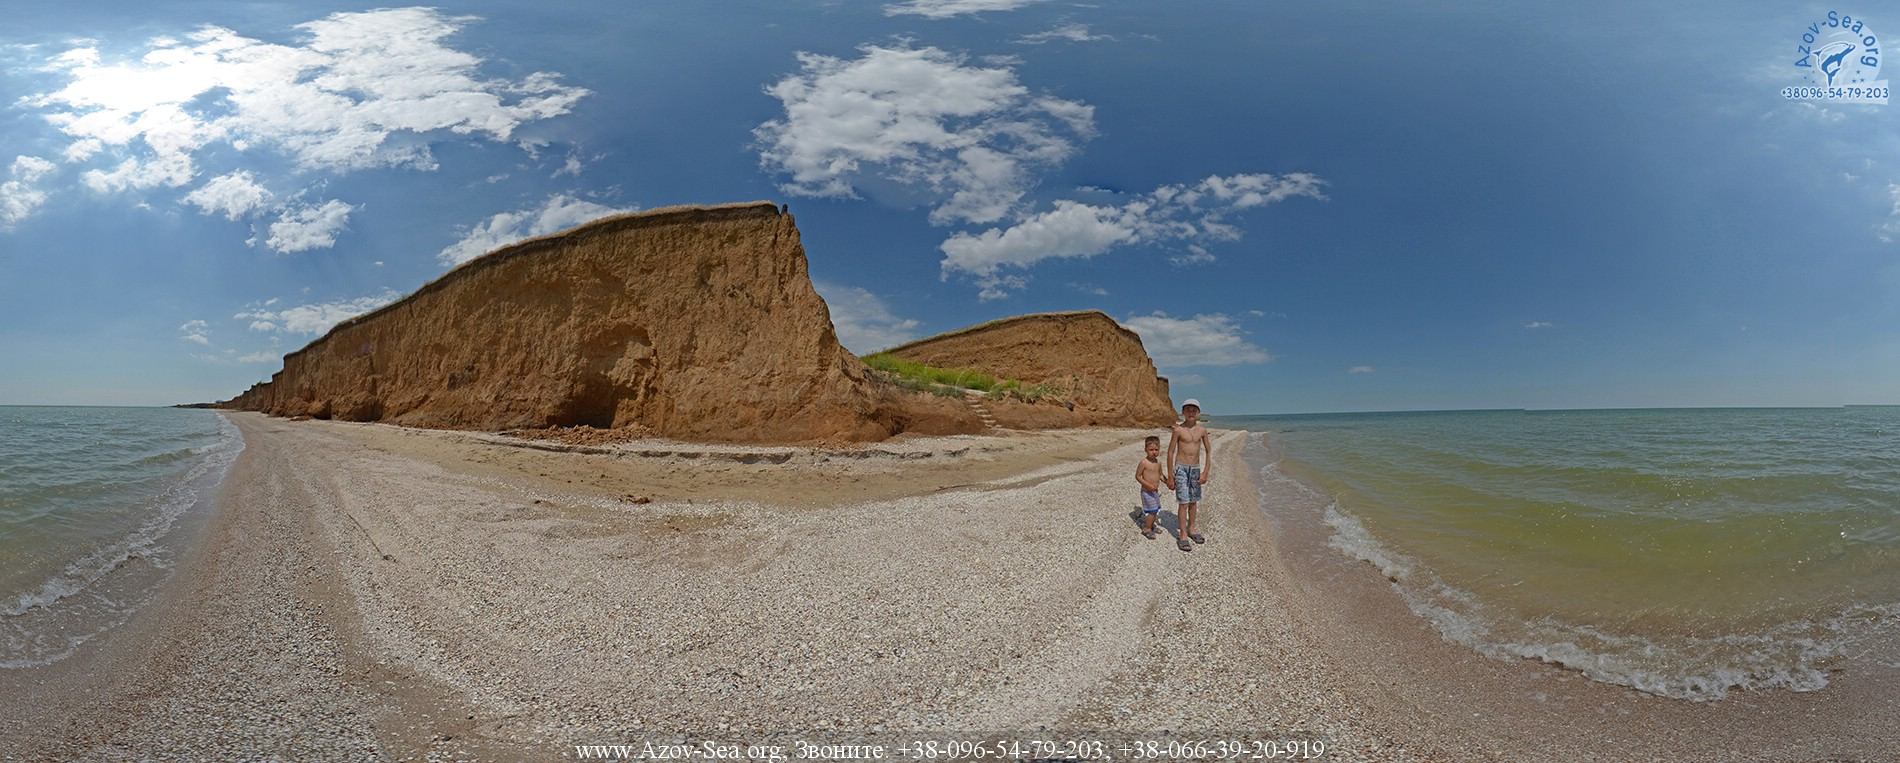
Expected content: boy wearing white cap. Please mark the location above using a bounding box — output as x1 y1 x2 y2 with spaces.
1167 399 1211 551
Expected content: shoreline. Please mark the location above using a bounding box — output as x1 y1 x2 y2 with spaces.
1242 432 1900 761
2 413 1895 760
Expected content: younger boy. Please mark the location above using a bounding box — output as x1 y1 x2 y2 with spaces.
1134 435 1168 539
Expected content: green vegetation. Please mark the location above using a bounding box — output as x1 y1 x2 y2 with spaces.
860 353 1061 402
862 353 1000 391
995 377 1060 402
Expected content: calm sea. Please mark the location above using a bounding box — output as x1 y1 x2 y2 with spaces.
0 406 241 668
1229 407 1900 700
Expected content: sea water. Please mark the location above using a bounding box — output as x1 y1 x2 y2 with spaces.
1229 407 1900 700
0 406 241 668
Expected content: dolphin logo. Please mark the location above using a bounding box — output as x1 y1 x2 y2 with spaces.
1814 41 1856 86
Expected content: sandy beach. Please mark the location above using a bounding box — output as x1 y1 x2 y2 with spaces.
3 413 1896 762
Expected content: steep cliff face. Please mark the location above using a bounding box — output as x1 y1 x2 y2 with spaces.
881 311 1176 428
224 202 940 442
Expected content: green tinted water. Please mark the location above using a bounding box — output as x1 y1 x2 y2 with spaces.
1230 407 1900 699
0 407 240 667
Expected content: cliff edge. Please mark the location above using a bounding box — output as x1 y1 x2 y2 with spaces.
880 311 1176 428
223 203 1177 442
224 202 920 442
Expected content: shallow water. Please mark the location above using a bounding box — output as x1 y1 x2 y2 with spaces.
0 406 241 668
1228 407 1900 700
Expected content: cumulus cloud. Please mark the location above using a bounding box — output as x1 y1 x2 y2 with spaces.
1016 23 1114 44
813 280 922 354
21 8 589 232
235 289 401 336
883 0 1045 18
264 199 355 253
178 319 212 345
236 350 279 364
12 156 58 182
182 170 272 220
1171 373 1207 386
939 172 1325 298
1120 312 1271 367
754 44 1093 225
1523 320 1553 329
0 156 57 228
437 193 632 266
1348 365 1376 374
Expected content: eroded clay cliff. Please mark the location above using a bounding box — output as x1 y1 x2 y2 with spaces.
224 203 1180 442
224 202 953 442
881 311 1177 428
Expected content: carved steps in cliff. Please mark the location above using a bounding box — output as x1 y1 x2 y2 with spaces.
961 390 1000 431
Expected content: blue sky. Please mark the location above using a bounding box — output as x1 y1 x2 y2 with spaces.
1 1 1896 413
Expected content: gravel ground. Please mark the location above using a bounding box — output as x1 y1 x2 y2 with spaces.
5 413 1890 762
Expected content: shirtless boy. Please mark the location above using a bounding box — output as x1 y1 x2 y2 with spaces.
1167 399 1212 552
1134 435 1168 539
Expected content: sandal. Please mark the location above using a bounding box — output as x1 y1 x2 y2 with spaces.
1143 528 1157 540
1190 533 1206 544
1178 538 1193 551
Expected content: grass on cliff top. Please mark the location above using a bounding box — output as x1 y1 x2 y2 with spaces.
860 353 1059 401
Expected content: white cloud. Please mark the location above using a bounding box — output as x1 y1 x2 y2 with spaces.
22 8 589 229
264 198 355 253
883 0 1045 18
553 151 584 178
236 350 279 364
939 172 1325 297
1523 320 1553 329
976 273 1029 301
1120 312 1271 367
80 152 196 194
1017 23 1114 45
1170 244 1215 266
813 280 922 354
10 156 56 182
182 170 272 220
1880 184 1900 243
178 319 210 345
437 193 632 266
1348 365 1376 374
236 289 400 335
943 200 1132 272
1068 281 1108 296
0 156 57 229
754 44 1093 225
1171 373 1207 386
